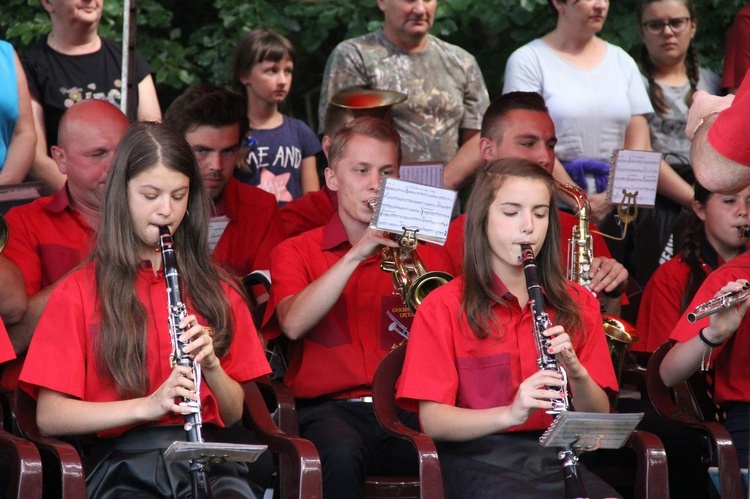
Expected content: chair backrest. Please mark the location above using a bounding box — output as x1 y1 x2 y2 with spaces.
647 341 744 499
14 389 86 499
371 344 444 499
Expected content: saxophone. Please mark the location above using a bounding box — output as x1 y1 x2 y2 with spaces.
158 226 209 497
555 182 636 383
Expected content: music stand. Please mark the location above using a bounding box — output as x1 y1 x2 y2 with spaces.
164 441 268 464
540 412 644 453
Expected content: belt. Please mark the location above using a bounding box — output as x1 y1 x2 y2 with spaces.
341 396 373 403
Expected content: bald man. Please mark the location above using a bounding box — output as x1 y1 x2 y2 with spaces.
0 99 129 391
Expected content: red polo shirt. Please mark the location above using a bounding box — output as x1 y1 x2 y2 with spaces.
670 251 750 406
635 251 715 353
710 68 750 167
1 187 94 391
397 276 618 432
3 186 94 295
19 261 270 438
441 212 613 277
212 178 287 278
0 322 14 364
279 186 337 238
263 213 450 399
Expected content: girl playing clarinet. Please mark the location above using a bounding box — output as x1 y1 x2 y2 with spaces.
19 122 271 498
396 158 619 497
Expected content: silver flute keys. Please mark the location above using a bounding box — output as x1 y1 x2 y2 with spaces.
687 282 750 323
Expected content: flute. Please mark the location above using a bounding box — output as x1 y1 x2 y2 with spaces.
687 283 750 323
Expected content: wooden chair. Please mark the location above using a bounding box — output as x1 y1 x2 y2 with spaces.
647 341 743 499
0 427 44 499
242 380 323 499
369 344 443 499
261 362 442 498
14 389 86 499
0 390 43 499
373 344 669 499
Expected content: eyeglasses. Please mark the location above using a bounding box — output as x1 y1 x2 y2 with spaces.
642 17 691 35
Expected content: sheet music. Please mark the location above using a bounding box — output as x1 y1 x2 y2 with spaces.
369 178 456 245
208 215 230 253
399 162 444 187
605 149 662 208
540 411 643 449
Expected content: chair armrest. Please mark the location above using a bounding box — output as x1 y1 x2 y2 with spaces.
255 376 300 435
646 343 744 499
372 345 444 499
242 381 322 499
14 390 86 498
624 429 669 499
0 428 43 498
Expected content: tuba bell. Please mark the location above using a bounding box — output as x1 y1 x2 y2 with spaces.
556 181 637 383
380 227 453 313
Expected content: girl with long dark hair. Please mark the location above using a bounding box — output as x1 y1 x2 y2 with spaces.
397 159 618 497
19 122 270 497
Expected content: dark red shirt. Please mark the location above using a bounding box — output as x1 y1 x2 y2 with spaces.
263 213 450 399
212 178 287 279
19 261 270 438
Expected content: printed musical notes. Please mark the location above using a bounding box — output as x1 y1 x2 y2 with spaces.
605 149 662 208
399 162 444 188
370 178 457 245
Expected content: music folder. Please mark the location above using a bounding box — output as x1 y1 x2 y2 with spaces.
164 441 268 464
539 412 643 451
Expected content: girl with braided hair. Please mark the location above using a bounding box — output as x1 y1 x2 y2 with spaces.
635 181 750 355
636 0 721 262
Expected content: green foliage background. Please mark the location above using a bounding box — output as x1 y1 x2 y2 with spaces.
2 0 746 128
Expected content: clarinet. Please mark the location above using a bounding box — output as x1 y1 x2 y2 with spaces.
520 244 588 499
159 226 211 498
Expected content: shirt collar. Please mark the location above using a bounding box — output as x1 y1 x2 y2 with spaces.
44 183 74 213
210 180 237 221
489 274 512 302
321 212 350 250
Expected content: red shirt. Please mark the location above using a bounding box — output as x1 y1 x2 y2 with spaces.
670 251 750 406
3 187 94 295
212 178 287 278
635 252 714 353
0 322 14 364
19 261 270 438
722 5 750 91
279 186 337 238
441 212 613 277
1 187 94 391
396 276 617 432
710 65 750 167
263 213 450 399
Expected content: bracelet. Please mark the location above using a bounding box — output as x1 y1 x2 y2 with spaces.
699 328 724 348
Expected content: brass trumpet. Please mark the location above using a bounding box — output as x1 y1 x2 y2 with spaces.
738 225 750 239
380 227 453 313
687 283 750 323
